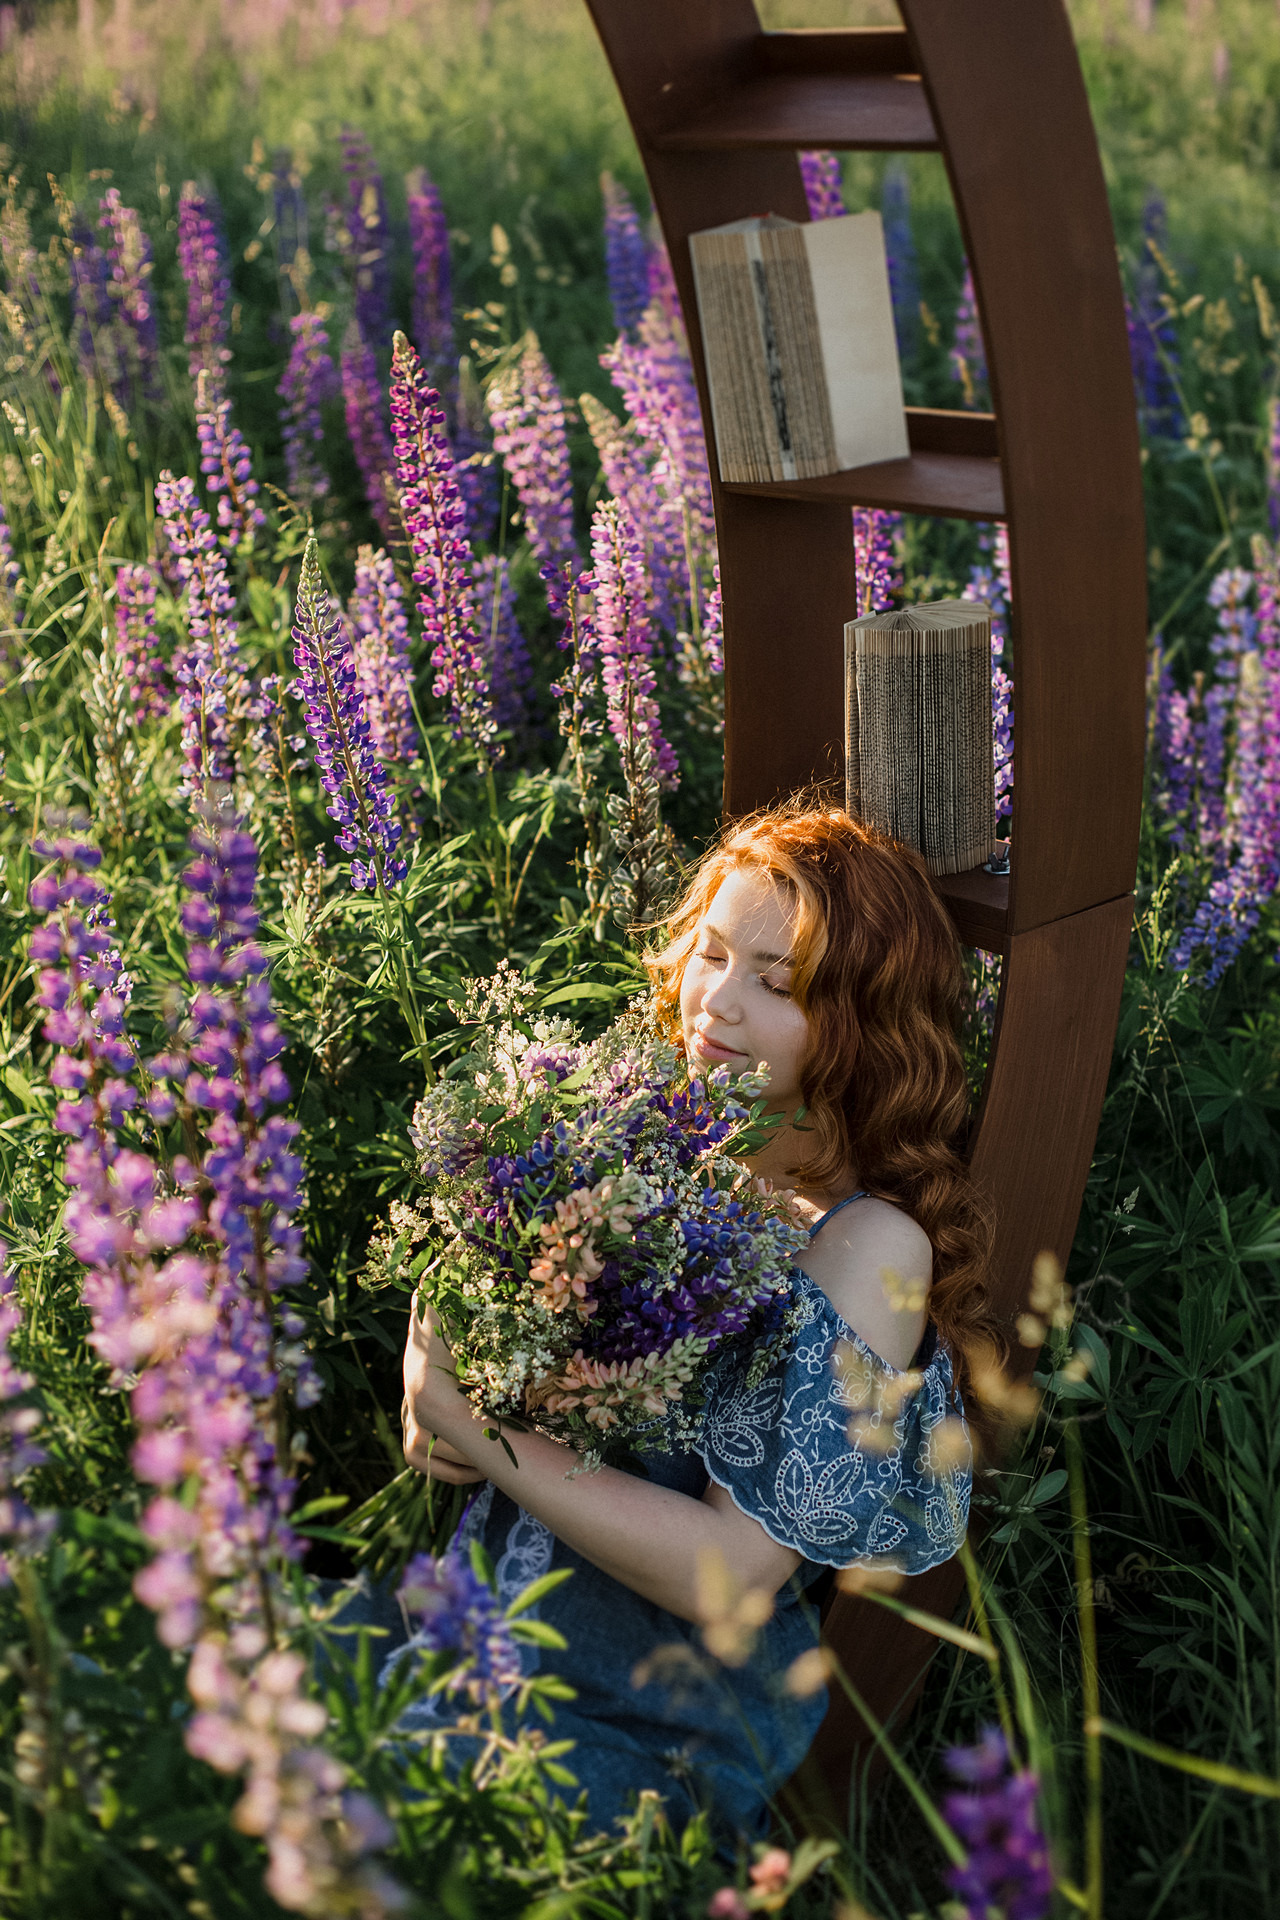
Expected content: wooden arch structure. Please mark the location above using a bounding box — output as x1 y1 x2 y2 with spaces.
582 0 1147 1812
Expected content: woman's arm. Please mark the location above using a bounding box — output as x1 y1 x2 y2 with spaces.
402 1303 802 1623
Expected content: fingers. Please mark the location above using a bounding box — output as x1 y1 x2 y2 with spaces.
402 1407 485 1483
407 1450 486 1485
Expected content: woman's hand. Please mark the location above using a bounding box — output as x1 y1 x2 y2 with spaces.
402 1299 487 1486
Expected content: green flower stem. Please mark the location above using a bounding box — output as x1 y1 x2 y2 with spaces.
1067 1418 1104 1920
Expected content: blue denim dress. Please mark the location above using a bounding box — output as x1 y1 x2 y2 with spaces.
376 1194 971 1839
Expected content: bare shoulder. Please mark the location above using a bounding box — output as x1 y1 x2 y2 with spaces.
796 1196 932 1371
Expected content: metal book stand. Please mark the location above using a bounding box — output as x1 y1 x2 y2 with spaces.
582 0 1146 1819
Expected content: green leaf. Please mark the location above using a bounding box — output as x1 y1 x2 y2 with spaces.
1167 1390 1200 1478
541 981 626 1006
1031 1467 1069 1505
509 1618 569 1649
505 1567 574 1617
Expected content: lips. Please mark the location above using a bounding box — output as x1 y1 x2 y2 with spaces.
690 1027 746 1065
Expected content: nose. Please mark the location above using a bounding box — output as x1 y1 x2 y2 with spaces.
699 962 742 1022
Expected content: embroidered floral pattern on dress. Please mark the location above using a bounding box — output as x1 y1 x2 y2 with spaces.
695 1267 970 1573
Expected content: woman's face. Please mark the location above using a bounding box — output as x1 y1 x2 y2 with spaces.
679 867 812 1110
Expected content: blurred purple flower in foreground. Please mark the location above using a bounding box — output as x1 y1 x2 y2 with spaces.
27 825 396 1915
396 1547 523 1706
943 1725 1053 1920
0 1243 53 1584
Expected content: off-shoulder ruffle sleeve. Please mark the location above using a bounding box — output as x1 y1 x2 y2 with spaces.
694 1268 971 1574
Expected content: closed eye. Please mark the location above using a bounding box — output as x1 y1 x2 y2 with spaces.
760 976 792 998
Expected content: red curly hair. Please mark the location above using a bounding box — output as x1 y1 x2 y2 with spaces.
647 802 1004 1429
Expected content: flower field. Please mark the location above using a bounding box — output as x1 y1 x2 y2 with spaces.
0 0 1276 1915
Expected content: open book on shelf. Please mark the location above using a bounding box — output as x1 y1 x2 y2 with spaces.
846 599 998 877
688 210 908 485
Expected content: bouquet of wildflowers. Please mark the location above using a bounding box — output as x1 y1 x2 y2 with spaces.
402 965 810 1465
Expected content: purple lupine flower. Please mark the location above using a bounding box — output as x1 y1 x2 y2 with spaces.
702 563 723 677
339 127 392 350
964 525 1014 821
1197 566 1256 855
68 214 118 392
341 320 398 541
98 188 160 404
799 150 846 222
591 496 678 789
0 1243 53 1584
397 1548 523 1704
0 492 21 659
196 373 267 552
942 1727 1053 1920
113 563 166 722
292 533 407 890
474 551 535 743
602 303 716 631
601 172 651 337
581 392 681 634
406 166 453 383
882 162 920 361
277 311 337 510
391 331 497 762
155 470 247 797
177 184 232 392
486 335 577 576
547 558 601 729
179 817 309 1316
1151 650 1198 850
1128 196 1182 440
951 264 989 409
1170 543 1280 983
852 507 902 617
647 235 681 328
349 544 419 767
28 827 388 1913
452 381 501 548
1268 396 1280 541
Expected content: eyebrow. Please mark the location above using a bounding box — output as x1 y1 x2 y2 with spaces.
703 924 793 967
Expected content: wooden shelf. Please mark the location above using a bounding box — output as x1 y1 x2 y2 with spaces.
932 864 1010 952
655 73 937 152
723 448 1005 521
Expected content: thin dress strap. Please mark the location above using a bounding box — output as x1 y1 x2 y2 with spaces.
807 1190 870 1239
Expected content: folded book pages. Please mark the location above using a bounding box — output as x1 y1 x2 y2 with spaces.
846 600 998 878
688 210 909 485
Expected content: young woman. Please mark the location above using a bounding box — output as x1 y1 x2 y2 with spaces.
400 805 1001 1839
